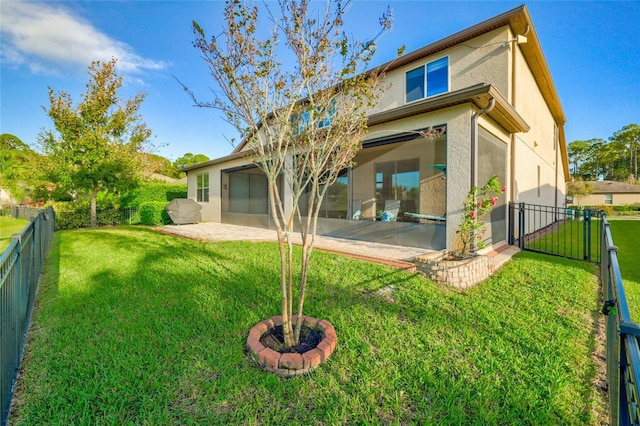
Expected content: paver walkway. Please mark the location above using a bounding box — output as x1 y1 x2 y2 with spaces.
158 222 519 272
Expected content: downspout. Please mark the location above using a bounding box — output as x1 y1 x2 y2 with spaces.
470 98 496 189
470 98 495 254
555 128 559 209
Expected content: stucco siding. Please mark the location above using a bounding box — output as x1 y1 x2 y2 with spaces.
370 28 510 116
513 45 556 165
581 193 640 206
513 133 561 207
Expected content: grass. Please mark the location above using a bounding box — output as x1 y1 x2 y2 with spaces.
608 219 640 320
0 216 28 252
523 217 602 263
9 227 607 424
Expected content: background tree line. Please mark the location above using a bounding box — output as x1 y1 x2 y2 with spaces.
568 124 640 182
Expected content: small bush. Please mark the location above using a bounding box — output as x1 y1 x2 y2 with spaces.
53 204 138 230
584 205 615 216
55 209 92 230
616 210 640 216
614 203 640 213
139 202 171 226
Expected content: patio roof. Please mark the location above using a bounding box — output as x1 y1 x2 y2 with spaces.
367 83 530 134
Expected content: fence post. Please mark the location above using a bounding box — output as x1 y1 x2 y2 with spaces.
518 202 525 249
583 209 592 262
508 203 514 245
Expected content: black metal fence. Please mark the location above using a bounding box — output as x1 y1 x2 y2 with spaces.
600 216 640 426
509 202 640 425
0 207 55 426
508 202 602 263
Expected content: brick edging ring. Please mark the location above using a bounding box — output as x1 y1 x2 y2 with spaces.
246 315 337 377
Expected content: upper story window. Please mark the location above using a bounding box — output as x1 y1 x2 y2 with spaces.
293 102 335 133
406 57 449 103
604 193 613 205
197 173 209 203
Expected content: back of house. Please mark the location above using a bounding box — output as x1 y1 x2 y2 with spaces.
182 4 569 252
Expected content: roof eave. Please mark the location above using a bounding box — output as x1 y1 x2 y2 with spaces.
367 83 530 134
181 151 244 173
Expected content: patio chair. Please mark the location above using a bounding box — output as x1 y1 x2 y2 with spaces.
352 199 362 220
381 200 401 222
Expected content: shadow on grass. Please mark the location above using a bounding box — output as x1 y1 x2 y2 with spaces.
10 228 607 425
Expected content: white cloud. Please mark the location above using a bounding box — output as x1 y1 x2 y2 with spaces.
0 1 167 75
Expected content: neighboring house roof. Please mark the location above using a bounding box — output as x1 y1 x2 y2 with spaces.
589 181 640 194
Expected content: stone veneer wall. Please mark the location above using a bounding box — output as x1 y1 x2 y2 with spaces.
415 252 490 289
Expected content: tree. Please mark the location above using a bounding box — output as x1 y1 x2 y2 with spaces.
142 153 181 179
568 124 640 182
0 133 39 203
173 153 210 171
183 0 393 347
40 59 152 227
567 139 594 178
567 178 593 206
611 124 640 181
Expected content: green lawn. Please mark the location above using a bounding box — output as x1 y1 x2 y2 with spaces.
0 216 28 252
524 216 602 263
10 227 607 424
608 219 640 320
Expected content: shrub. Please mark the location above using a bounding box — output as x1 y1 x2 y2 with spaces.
52 202 137 229
120 183 187 209
614 203 640 213
139 202 171 226
456 175 506 257
54 208 91 230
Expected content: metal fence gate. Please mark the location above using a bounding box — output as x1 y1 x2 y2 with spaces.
508 202 602 263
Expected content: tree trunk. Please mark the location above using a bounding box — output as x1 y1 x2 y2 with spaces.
90 185 98 228
268 180 295 348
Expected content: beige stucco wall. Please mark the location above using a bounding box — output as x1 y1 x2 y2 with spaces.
187 157 253 222
581 193 640 206
370 28 510 115
185 22 569 251
510 41 566 208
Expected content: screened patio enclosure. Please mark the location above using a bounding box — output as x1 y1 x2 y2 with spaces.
220 131 448 250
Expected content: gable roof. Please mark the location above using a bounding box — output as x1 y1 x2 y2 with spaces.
375 4 565 127
589 180 640 194
229 4 564 155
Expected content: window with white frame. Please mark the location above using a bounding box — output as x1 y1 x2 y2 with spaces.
406 57 449 103
604 193 613 205
197 173 209 203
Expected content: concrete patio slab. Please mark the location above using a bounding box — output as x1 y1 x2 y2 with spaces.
157 222 520 273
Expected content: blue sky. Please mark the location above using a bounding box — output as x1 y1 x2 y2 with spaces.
1 1 638 163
